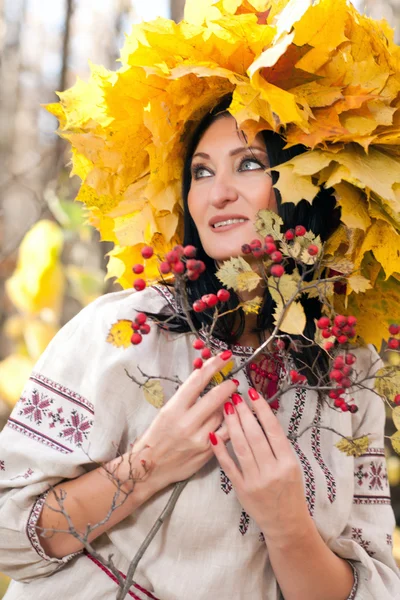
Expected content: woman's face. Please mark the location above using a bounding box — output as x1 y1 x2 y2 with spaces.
188 115 277 262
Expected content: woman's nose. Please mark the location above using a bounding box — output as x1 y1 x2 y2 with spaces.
209 174 239 207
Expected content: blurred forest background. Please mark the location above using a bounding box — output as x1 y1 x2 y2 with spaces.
0 0 399 596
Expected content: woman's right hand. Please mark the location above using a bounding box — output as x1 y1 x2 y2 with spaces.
129 351 237 494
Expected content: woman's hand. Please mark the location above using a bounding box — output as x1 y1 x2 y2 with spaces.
129 352 236 495
210 388 311 543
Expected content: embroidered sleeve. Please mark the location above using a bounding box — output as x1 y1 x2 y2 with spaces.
26 490 82 564
327 353 400 598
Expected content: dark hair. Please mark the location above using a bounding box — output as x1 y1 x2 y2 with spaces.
155 96 341 383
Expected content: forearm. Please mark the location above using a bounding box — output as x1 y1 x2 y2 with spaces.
264 517 354 600
37 452 156 559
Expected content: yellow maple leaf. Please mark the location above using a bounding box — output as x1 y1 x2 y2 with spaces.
273 301 306 335
106 320 133 348
236 270 261 292
268 273 299 304
212 359 235 385
143 380 164 409
347 275 372 295
336 435 370 458
216 256 254 291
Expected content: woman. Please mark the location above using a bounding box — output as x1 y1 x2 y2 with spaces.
0 100 399 599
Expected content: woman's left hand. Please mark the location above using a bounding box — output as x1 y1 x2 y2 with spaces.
210 388 311 543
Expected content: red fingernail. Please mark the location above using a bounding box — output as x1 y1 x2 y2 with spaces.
232 378 240 386
220 350 232 361
248 388 259 401
224 402 235 415
232 393 243 405
209 432 218 446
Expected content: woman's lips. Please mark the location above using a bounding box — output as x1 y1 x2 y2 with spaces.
210 220 249 233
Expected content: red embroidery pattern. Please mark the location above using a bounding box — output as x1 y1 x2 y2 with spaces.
220 468 233 494
85 551 161 600
311 401 336 504
351 527 375 556
287 388 316 516
239 509 250 535
387 534 393 547
0 460 5 471
8 373 94 454
346 562 359 600
353 449 390 507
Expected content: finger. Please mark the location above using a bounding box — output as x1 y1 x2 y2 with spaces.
247 388 292 459
231 392 276 466
199 411 230 445
173 351 234 409
222 401 260 480
190 379 237 428
209 430 243 489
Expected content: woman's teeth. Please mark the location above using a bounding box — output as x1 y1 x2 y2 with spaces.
213 219 247 228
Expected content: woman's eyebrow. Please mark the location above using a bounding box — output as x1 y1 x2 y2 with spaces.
192 146 268 160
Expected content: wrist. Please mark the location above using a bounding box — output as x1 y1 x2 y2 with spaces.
261 511 316 550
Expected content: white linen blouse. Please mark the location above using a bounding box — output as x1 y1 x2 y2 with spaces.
0 286 399 600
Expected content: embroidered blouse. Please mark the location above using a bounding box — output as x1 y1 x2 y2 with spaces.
0 286 399 599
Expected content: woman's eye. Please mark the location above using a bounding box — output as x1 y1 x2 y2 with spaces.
193 166 212 179
239 159 263 171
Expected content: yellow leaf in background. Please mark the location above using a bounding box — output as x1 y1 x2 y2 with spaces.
347 275 372 294
273 301 306 335
273 164 320 205
216 256 253 291
357 220 400 279
391 431 400 456
268 273 299 304
236 270 261 292
241 296 263 314
255 209 283 240
212 360 235 385
106 320 133 349
23 320 58 361
0 354 35 408
143 380 165 409
334 183 371 232
393 407 400 432
374 366 400 403
336 436 370 458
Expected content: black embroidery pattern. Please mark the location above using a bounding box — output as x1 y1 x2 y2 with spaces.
311 401 336 503
351 527 375 556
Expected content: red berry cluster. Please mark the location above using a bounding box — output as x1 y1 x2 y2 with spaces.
130 312 150 345
290 370 307 385
388 323 400 350
317 314 357 349
394 394 400 406
192 338 212 369
284 226 319 257
192 289 231 313
328 353 358 412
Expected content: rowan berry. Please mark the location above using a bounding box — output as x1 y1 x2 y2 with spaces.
334 398 345 409
217 289 231 303
264 235 275 244
241 244 252 255
330 369 343 382
329 390 340 399
333 356 345 370
307 244 319 256
193 339 205 350
173 245 184 257
345 353 356 365
349 404 359 414
172 261 185 275
284 229 295 241
159 262 171 274
271 251 283 263
347 316 357 327
341 377 352 388
276 339 286 351
337 335 348 345
250 239 262 249
331 326 342 338
347 328 356 339
166 250 179 264
133 278 146 291
290 370 306 384
322 329 332 339
388 338 400 350
186 259 200 271
131 321 138 330
187 271 200 281
201 348 212 360
317 317 331 330
295 225 306 237
271 264 285 278
394 394 400 406
264 242 277 255
193 300 207 312
202 294 218 308
131 333 142 345
183 245 197 258
132 264 144 274
140 324 151 335
334 315 347 328
389 324 400 336
135 313 147 326
252 248 265 259
324 341 334 351
198 261 206 273
341 404 350 412
141 246 153 259
193 358 203 369
342 365 353 377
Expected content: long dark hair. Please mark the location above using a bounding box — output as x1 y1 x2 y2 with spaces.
154 96 341 383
